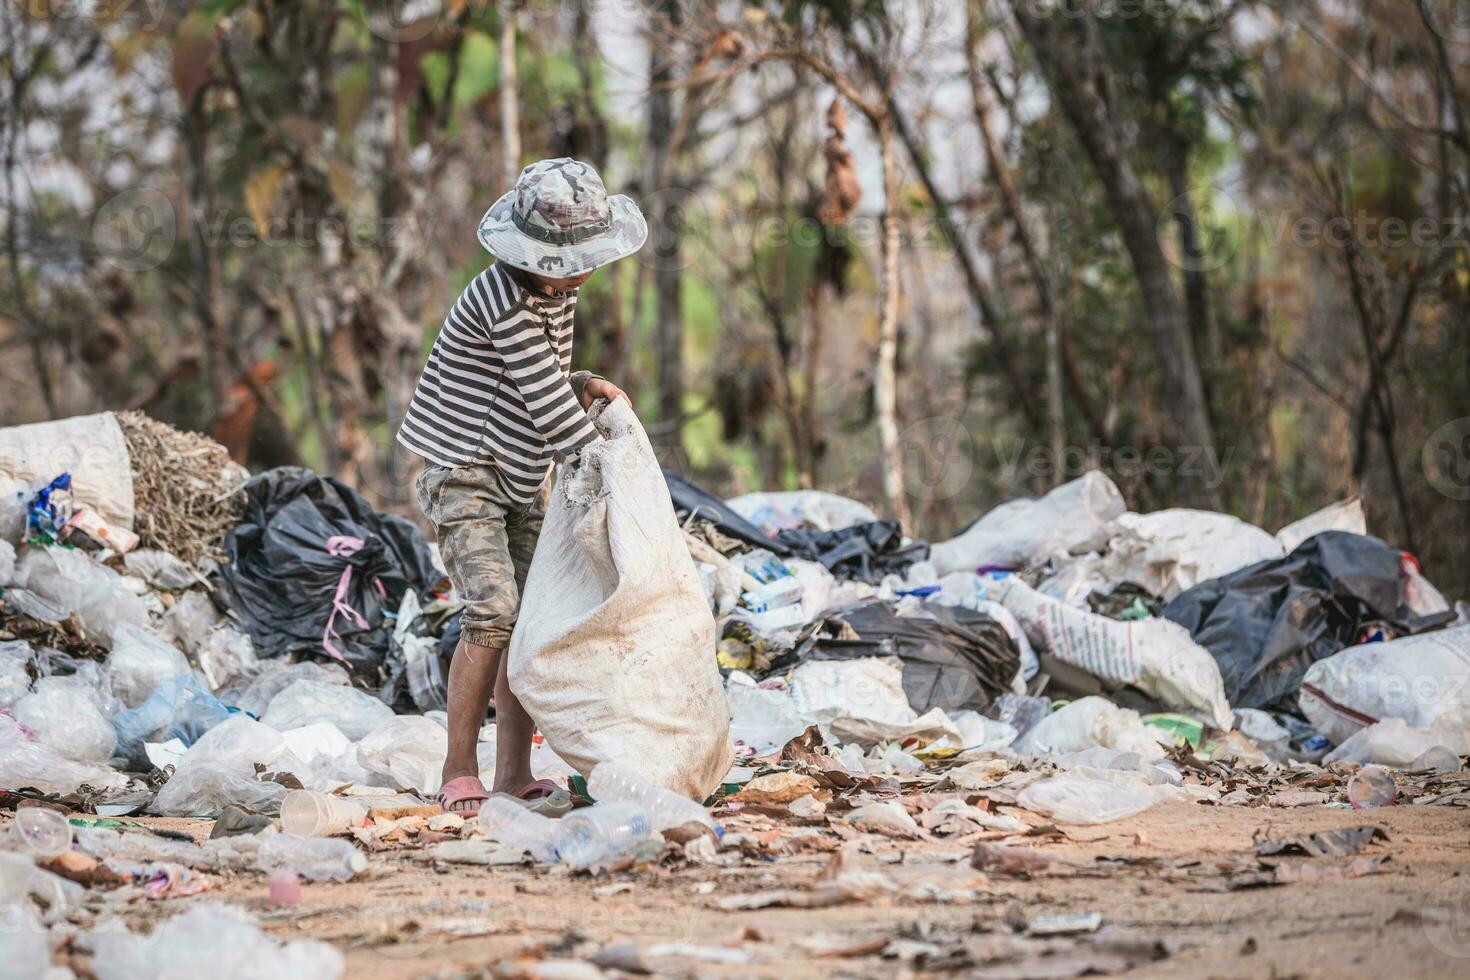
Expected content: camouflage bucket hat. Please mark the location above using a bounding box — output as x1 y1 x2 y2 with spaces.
477 158 648 277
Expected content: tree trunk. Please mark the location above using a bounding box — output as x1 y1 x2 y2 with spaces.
876 120 910 531
645 0 684 434
499 1 521 192
1011 4 1220 507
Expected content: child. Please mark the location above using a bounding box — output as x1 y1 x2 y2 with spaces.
397 158 647 815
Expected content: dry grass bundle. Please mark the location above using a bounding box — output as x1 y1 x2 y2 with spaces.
114 411 248 566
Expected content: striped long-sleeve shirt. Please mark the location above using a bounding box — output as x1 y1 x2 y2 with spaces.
396 262 600 503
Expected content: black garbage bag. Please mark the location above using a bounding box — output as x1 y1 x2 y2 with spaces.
663 471 789 553
780 599 1020 715
220 467 441 677
1163 530 1444 710
775 520 929 585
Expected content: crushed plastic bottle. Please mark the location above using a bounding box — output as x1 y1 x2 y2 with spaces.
586 762 716 832
477 797 557 861
257 833 367 881
550 802 653 868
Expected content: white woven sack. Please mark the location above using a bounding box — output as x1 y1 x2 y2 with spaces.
508 399 733 800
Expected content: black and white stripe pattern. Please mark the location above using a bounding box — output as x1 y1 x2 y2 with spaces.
397 262 599 502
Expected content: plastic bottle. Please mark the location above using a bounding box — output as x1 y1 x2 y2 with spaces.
13 806 72 858
586 762 716 831
550 802 652 868
257 833 367 881
280 790 369 838
477 797 557 861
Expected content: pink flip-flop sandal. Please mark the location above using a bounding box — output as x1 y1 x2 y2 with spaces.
437 776 490 817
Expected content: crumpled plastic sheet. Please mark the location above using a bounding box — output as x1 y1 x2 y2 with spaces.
10 673 116 763
355 714 448 795
773 520 929 585
121 548 200 590
1016 771 1185 825
149 716 312 817
0 640 31 710
105 623 192 709
725 489 880 535
1015 696 1168 762
0 714 127 796
227 659 350 718
14 545 147 646
85 902 343 980
261 678 394 741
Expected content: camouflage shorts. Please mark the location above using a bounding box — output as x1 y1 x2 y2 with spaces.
415 463 545 649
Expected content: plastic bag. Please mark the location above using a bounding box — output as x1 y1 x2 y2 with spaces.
790 599 1020 715
0 714 126 796
261 679 394 741
788 656 965 746
0 412 135 533
354 715 448 795
1322 717 1469 767
106 623 192 709
1299 624 1470 745
1016 696 1167 761
725 489 880 535
992 577 1233 729
929 471 1125 575
509 400 734 801
1164 530 1421 711
0 539 14 586
219 466 440 675
196 626 260 692
0 640 31 710
14 546 147 646
86 901 343 980
112 674 233 756
0 903 52 976
150 716 312 816
122 548 199 590
772 520 928 585
229 659 349 718
11 674 117 762
725 671 809 757
1016 772 1170 824
162 590 221 654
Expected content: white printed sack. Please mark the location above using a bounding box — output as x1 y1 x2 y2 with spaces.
508 400 734 800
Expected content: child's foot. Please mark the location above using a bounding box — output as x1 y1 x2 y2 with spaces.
437 775 489 816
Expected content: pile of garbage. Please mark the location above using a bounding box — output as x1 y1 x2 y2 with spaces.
2 409 1468 975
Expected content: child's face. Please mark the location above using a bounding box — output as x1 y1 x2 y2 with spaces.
534 270 595 291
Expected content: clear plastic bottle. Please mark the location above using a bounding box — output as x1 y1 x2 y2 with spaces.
586 762 715 831
550 802 652 868
257 833 367 881
478 797 557 861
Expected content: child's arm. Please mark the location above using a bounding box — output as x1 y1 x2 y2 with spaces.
488 307 600 455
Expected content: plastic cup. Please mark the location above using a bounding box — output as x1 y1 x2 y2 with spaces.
1347 765 1398 808
13 807 72 858
268 868 302 907
1411 746 1463 773
280 790 369 837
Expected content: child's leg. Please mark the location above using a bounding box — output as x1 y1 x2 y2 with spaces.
490 645 535 793
442 636 502 793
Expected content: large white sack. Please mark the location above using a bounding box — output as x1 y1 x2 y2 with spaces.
990 577 1234 730
1104 510 1284 599
1300 624 1470 746
508 400 733 801
0 412 135 540
929 472 1125 575
1275 497 1366 552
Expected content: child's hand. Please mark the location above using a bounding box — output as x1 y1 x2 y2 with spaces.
581 377 628 408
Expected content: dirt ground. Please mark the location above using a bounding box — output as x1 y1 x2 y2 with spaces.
77 799 1470 979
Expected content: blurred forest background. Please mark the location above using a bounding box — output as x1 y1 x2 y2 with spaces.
1 0 1467 594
